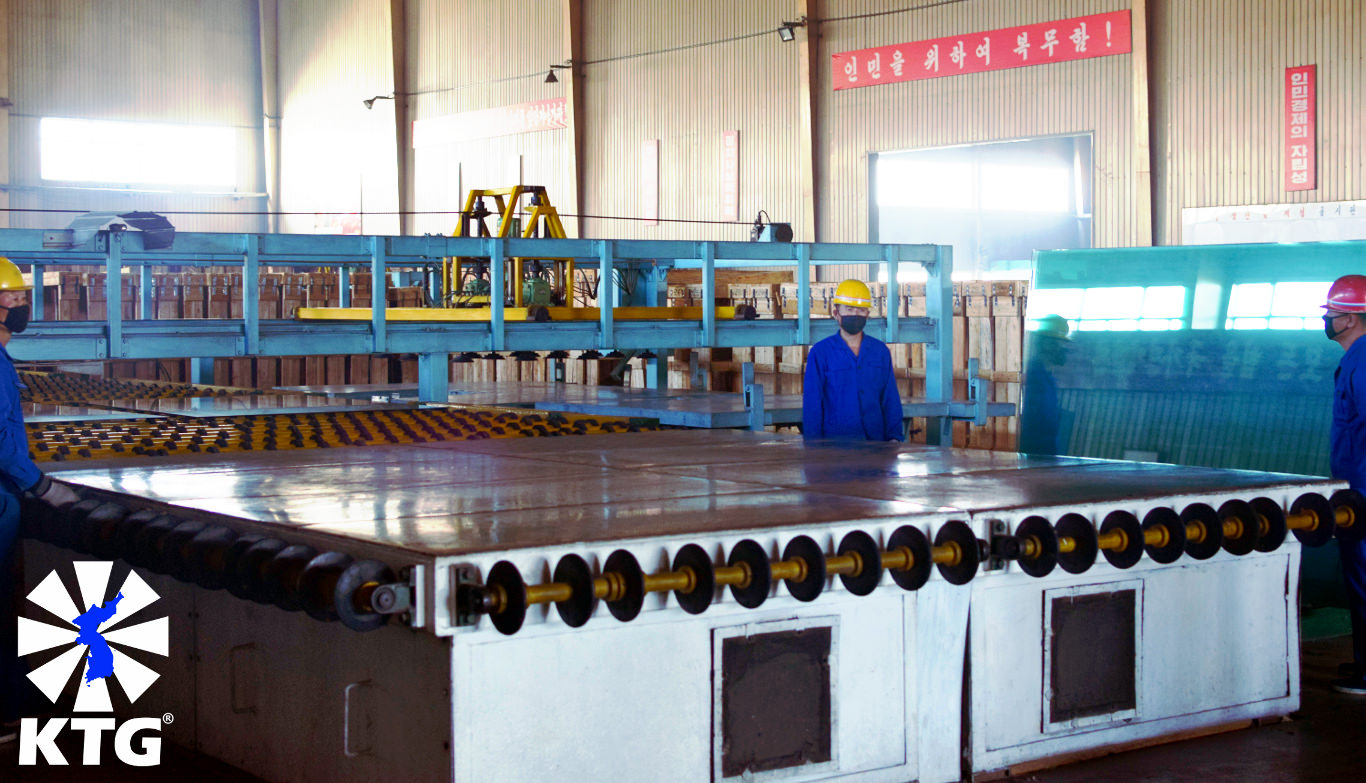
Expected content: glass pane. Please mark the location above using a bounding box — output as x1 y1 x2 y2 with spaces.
1141 286 1186 319
1230 317 1269 330
1106 319 1140 331
1138 318 1180 331
1077 320 1110 331
1028 288 1084 321
1227 283 1273 317
1268 316 1308 330
1081 287 1145 320
1270 281 1331 317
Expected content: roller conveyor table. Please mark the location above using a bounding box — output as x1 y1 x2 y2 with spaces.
21 431 1350 783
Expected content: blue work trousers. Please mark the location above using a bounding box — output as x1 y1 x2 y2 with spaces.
1342 537 1366 670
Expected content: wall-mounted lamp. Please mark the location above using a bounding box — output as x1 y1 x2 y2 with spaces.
545 63 572 84
362 94 394 109
778 17 808 42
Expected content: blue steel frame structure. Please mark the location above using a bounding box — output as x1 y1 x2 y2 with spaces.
0 228 957 443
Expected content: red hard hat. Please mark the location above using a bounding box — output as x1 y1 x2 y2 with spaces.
1324 275 1366 313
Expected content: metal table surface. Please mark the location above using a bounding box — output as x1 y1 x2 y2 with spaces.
93 393 421 418
47 430 1331 558
282 381 1014 428
21 402 160 423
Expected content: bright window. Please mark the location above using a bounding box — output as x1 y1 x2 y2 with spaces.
1030 286 1187 332
40 117 237 187
1225 281 1331 330
875 159 973 210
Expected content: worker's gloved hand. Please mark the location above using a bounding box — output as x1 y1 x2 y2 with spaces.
26 473 80 509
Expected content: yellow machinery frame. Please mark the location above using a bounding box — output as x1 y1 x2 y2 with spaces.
445 186 576 308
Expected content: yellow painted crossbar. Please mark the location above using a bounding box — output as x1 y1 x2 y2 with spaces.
296 306 740 322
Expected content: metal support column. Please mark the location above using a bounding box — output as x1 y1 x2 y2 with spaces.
598 240 613 349
139 264 153 321
30 261 43 321
190 357 215 385
884 245 899 342
243 235 260 355
742 361 765 432
417 352 448 403
797 244 811 345
370 236 387 353
490 237 505 351
701 243 715 347
339 266 352 308
924 245 954 445
105 231 123 358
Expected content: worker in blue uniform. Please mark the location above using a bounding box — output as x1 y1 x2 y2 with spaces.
1323 274 1366 696
1 257 79 733
802 279 904 441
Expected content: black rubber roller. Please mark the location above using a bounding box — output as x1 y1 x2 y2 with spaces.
233 538 289 604
1252 496 1289 553
933 520 980 586
727 539 773 608
603 549 646 622
1055 513 1098 574
1331 489 1366 542
183 526 240 591
53 498 102 551
670 544 716 615
99 508 163 561
1181 503 1223 560
335 559 397 632
553 553 599 626
1014 516 1059 577
484 560 527 635
1141 507 1186 564
1100 510 1145 569
1290 492 1335 547
781 535 826 602
223 535 267 600
77 502 129 557
297 552 353 621
128 515 185 571
837 530 884 596
261 544 319 611
159 520 210 582
887 525 933 590
1216 499 1260 556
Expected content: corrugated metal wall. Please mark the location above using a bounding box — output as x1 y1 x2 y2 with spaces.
404 1 569 237
6 0 265 232
276 0 398 234
580 0 805 242
1151 0 1365 244
817 0 1136 281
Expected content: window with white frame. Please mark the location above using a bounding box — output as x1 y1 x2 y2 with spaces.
40 117 237 188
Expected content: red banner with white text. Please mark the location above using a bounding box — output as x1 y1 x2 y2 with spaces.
1285 65 1317 192
832 10 1131 91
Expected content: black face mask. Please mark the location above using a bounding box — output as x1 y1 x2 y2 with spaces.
2 304 29 334
1325 313 1350 341
840 314 867 335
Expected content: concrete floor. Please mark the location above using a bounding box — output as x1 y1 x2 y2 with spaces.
3 635 1364 782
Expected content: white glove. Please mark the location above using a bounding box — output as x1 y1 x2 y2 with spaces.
28 474 80 509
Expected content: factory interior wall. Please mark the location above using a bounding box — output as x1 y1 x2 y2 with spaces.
3 0 268 233
7 1 1365 254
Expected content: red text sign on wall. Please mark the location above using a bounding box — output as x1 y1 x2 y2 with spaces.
411 98 567 148
1285 65 1317 192
721 131 739 222
832 10 1131 90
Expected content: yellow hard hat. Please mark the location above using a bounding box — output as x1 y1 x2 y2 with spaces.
0 257 32 291
833 279 872 309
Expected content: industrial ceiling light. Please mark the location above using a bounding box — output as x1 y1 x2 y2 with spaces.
777 17 807 42
544 69 558 84
362 94 393 110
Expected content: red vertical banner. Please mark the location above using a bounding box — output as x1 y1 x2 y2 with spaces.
642 139 659 226
1285 65 1317 192
720 130 739 222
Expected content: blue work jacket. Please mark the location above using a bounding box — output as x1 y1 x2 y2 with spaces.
802 333 904 441
1 342 40 496
1332 337 1366 491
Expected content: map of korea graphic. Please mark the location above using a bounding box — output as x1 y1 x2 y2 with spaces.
17 562 168 712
